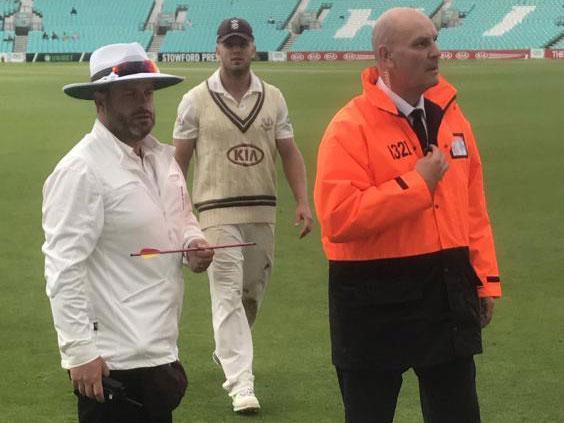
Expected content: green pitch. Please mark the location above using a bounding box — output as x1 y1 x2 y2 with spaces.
0 59 562 422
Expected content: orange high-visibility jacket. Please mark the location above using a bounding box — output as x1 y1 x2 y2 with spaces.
314 67 501 298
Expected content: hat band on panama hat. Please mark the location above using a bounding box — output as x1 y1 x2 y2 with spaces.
90 59 159 82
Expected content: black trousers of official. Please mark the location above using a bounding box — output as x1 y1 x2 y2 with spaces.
77 361 187 423
336 356 480 423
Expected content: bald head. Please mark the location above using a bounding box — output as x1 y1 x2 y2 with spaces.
372 8 434 61
370 7 440 105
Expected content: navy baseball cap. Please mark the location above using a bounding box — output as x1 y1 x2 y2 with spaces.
217 17 254 43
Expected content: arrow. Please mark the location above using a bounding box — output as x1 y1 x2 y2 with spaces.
130 242 256 257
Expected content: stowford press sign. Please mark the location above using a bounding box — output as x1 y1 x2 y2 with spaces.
227 144 264 166
159 53 217 62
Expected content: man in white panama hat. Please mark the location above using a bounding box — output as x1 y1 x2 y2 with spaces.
42 42 214 422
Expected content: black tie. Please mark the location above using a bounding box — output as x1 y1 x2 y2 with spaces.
410 109 429 153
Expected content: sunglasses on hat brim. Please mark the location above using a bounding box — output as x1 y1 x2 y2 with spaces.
91 60 159 82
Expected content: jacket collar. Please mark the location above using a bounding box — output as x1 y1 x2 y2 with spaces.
361 67 457 114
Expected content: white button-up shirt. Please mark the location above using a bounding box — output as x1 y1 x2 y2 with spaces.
42 120 204 370
377 77 428 135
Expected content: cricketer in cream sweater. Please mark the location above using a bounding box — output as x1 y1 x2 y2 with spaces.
173 17 313 414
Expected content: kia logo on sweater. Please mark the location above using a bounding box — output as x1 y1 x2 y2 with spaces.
227 144 264 166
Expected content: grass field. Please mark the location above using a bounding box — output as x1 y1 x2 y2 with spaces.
0 59 563 422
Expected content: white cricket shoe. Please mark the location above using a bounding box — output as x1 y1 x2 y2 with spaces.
232 387 260 414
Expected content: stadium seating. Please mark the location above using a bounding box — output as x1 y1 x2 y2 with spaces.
3 0 562 54
1 0 19 17
0 30 15 52
554 37 564 48
160 0 297 52
438 0 564 49
290 0 443 51
28 0 153 53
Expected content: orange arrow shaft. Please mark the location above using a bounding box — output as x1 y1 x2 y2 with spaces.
130 242 256 257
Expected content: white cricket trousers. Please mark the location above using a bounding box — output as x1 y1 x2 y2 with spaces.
203 223 274 396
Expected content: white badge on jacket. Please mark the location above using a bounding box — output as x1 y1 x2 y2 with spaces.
450 134 468 158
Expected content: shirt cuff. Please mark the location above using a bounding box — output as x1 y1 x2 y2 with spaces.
275 130 294 141
60 341 99 369
183 234 206 250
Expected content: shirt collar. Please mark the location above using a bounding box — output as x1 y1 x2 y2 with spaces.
207 68 262 97
376 77 426 119
92 119 168 161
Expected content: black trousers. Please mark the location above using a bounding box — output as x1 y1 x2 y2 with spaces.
336 356 480 423
77 361 187 423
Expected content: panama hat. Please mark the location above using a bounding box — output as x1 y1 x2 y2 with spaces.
63 42 184 100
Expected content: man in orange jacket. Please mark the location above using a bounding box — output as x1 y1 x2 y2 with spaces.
314 8 501 423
